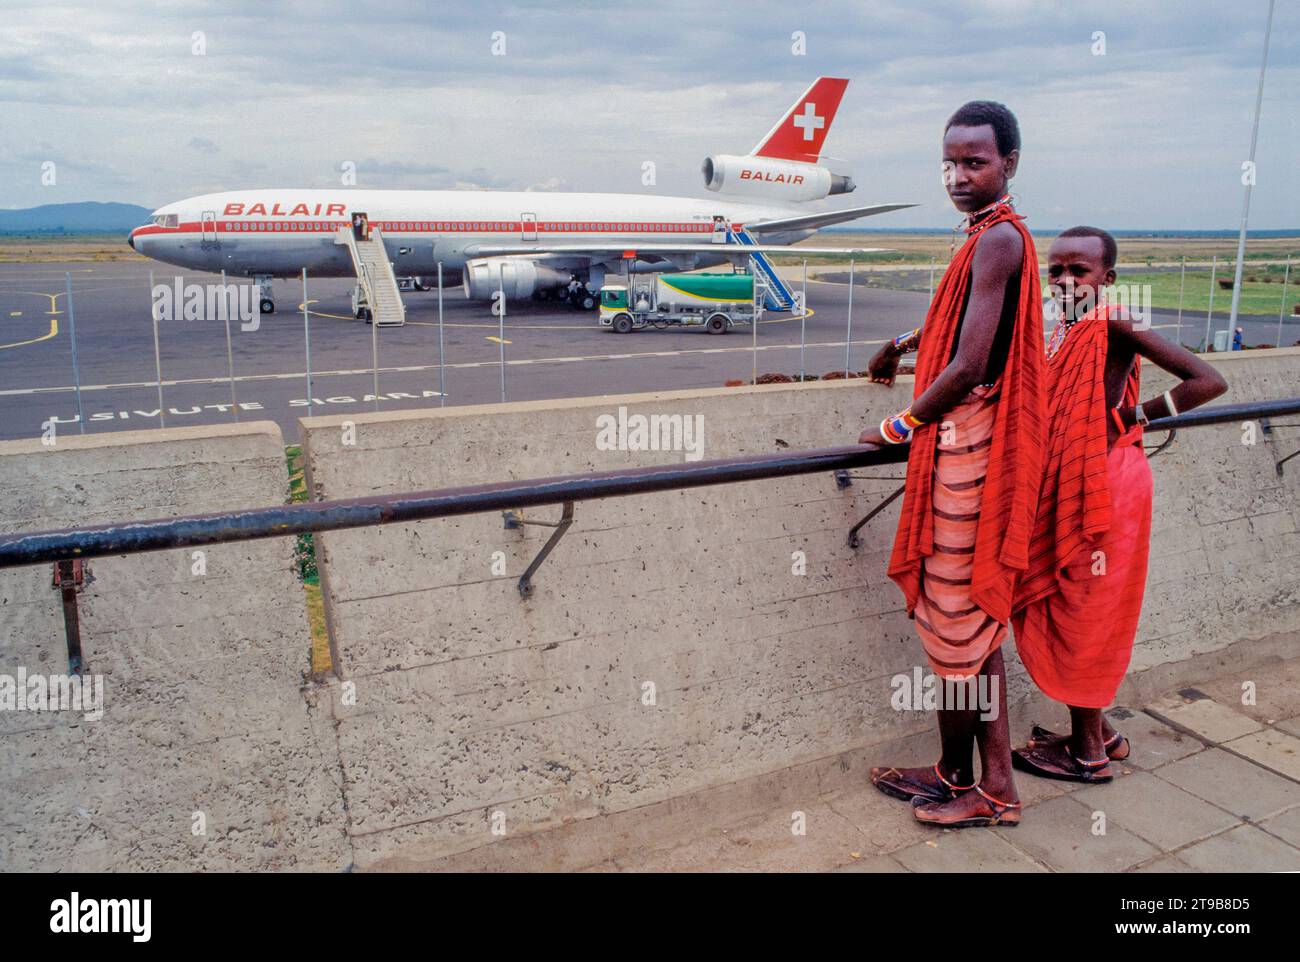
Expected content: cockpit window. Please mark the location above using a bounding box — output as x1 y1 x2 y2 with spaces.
152 213 179 229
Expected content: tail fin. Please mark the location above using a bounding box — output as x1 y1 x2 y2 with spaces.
750 77 849 163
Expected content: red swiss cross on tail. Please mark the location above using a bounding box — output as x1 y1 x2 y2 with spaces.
751 77 849 163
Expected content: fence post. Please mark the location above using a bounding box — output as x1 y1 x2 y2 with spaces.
844 258 855 376
1278 255 1292 349
1203 255 1217 351
148 269 165 428
498 292 507 403
799 259 807 381
65 272 85 434
371 281 381 413
221 269 238 420
437 262 446 406
1176 255 1186 348
301 269 313 417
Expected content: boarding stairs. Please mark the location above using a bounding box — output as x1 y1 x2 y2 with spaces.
335 227 407 327
727 226 797 311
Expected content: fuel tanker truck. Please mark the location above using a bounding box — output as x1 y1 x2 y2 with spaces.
598 272 757 334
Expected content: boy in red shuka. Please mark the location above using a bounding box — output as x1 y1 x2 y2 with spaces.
1010 226 1227 782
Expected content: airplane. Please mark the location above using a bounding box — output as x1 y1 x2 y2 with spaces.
128 77 914 315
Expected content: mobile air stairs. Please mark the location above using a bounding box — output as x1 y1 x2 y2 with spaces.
335 226 407 327
727 226 797 312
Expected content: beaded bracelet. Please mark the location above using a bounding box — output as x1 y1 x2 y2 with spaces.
892 327 923 353
879 407 924 444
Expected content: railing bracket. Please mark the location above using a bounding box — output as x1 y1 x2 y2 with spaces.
51 558 89 674
847 484 907 549
504 502 575 598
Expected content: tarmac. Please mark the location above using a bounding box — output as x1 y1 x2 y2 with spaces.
1 259 1289 444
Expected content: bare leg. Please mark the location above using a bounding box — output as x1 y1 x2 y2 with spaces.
1070 706 1107 762
913 648 1020 825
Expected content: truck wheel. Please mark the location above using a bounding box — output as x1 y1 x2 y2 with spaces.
578 292 596 310
705 313 729 334
613 313 634 334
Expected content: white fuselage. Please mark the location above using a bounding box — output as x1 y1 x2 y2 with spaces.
128 189 812 281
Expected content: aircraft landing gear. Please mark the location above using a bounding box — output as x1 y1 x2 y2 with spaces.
255 275 275 314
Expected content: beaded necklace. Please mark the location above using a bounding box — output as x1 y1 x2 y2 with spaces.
949 193 1014 256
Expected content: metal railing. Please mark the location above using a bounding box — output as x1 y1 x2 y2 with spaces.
1 397 1297 572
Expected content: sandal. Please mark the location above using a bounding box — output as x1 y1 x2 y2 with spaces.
1012 742 1114 784
913 785 1022 828
870 763 975 805
1028 725 1130 761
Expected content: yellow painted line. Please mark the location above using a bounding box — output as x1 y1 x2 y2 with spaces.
0 316 58 351
298 300 358 321
9 311 20 316
485 335 512 345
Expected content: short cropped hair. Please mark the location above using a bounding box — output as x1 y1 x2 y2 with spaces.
1058 225 1118 270
945 101 1021 157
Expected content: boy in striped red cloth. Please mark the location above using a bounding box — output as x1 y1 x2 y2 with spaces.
860 102 1046 828
1010 226 1226 782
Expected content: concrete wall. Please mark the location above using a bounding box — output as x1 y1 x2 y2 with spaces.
301 348 1300 869
0 423 349 871
3 350 1296 871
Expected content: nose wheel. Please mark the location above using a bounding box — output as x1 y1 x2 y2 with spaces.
259 298 275 314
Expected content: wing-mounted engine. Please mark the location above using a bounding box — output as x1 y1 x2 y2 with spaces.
462 257 573 300
701 154 855 202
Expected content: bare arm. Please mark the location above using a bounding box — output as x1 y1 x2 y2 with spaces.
858 223 1022 444
1109 316 1228 438
908 222 1022 424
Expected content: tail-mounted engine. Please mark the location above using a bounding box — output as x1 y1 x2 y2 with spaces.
702 154 855 202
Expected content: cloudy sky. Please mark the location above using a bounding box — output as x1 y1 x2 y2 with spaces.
1 0 1295 229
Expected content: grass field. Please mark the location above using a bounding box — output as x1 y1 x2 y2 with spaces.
1116 267 1295 316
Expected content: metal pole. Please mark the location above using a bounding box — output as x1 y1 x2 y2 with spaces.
1176 255 1186 347
1203 255 1217 351
845 258 855 376
437 262 446 406
149 269 165 428
65 272 84 434
221 269 238 420
497 294 507 404
800 259 807 381
751 263 758 384
928 256 935 300
302 269 313 417
1277 256 1292 348
1228 0 1274 332
371 283 381 413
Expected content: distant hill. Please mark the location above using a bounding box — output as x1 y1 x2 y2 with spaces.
0 202 153 234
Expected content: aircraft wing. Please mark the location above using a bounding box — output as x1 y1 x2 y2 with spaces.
464 243 890 257
744 203 917 234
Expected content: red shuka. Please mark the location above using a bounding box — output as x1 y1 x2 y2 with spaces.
1014 304 1140 613
1011 304 1151 708
887 207 1047 626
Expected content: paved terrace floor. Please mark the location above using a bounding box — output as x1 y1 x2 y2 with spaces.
582 658 1300 872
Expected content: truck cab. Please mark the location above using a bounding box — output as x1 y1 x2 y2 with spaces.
598 284 645 334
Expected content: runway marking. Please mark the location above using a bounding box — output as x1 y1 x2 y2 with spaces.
9 311 20 316
0 316 59 351
485 335 512 345
0 336 891 397
298 301 357 321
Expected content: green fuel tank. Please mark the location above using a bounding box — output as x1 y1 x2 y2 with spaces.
654 272 754 310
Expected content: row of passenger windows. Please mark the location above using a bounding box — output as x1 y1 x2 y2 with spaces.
218 221 713 232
